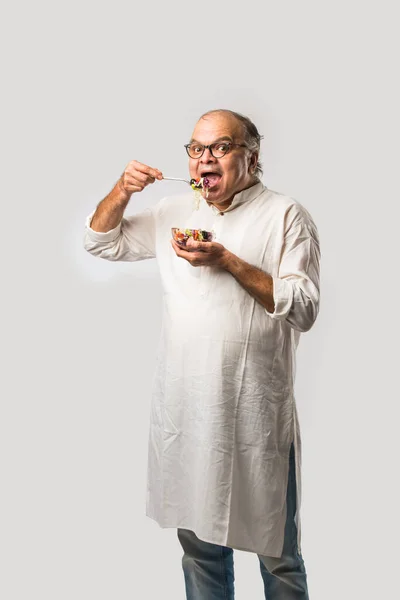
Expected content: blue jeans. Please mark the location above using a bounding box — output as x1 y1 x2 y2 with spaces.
177 442 309 599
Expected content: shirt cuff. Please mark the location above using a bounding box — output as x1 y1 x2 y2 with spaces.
266 277 294 320
85 209 122 243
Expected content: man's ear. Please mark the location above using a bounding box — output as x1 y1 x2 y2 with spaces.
249 153 258 173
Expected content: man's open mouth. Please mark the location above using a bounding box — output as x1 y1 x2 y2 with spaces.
200 172 222 188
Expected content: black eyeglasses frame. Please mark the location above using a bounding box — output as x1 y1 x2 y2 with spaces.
184 142 248 159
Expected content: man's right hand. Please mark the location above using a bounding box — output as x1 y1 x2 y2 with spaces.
89 161 164 233
118 160 163 198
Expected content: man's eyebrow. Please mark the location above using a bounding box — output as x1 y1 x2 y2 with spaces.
189 136 234 143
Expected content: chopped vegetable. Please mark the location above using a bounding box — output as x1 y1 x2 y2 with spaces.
190 177 210 190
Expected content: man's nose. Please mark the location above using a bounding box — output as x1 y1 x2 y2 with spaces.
200 147 216 164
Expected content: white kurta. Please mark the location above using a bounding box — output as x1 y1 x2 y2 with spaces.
83 182 321 558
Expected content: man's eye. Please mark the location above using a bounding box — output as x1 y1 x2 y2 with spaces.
192 145 203 153
217 143 229 152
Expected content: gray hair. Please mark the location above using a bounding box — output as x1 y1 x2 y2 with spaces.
199 109 264 179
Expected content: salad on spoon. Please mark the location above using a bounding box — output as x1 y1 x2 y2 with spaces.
163 175 211 209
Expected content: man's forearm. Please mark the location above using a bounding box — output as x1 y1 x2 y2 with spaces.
222 251 275 313
90 180 131 232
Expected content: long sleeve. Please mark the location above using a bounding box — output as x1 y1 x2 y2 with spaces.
267 204 321 332
83 204 158 262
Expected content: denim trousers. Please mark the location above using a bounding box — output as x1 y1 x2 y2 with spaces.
177 442 309 599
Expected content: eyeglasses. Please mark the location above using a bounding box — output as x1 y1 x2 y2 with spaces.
184 141 248 159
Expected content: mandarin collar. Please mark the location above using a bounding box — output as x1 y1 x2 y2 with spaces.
209 181 266 215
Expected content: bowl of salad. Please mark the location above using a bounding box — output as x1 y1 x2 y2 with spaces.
171 227 215 248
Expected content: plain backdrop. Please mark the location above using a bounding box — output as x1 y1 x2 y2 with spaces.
1 1 399 598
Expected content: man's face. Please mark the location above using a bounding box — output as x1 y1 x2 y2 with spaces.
188 113 256 206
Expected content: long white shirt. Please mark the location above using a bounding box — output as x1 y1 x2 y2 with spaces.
83 181 321 558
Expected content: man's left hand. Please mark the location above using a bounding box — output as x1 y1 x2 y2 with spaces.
170 237 230 269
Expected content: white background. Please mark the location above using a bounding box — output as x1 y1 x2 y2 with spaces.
1 1 399 598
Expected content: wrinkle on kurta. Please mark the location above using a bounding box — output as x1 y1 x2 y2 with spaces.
83 182 321 557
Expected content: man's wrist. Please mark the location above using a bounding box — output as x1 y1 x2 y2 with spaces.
116 178 132 204
219 248 234 270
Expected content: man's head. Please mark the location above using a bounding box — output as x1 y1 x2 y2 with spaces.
187 110 263 208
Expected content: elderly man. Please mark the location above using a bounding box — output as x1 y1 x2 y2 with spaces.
83 109 320 600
